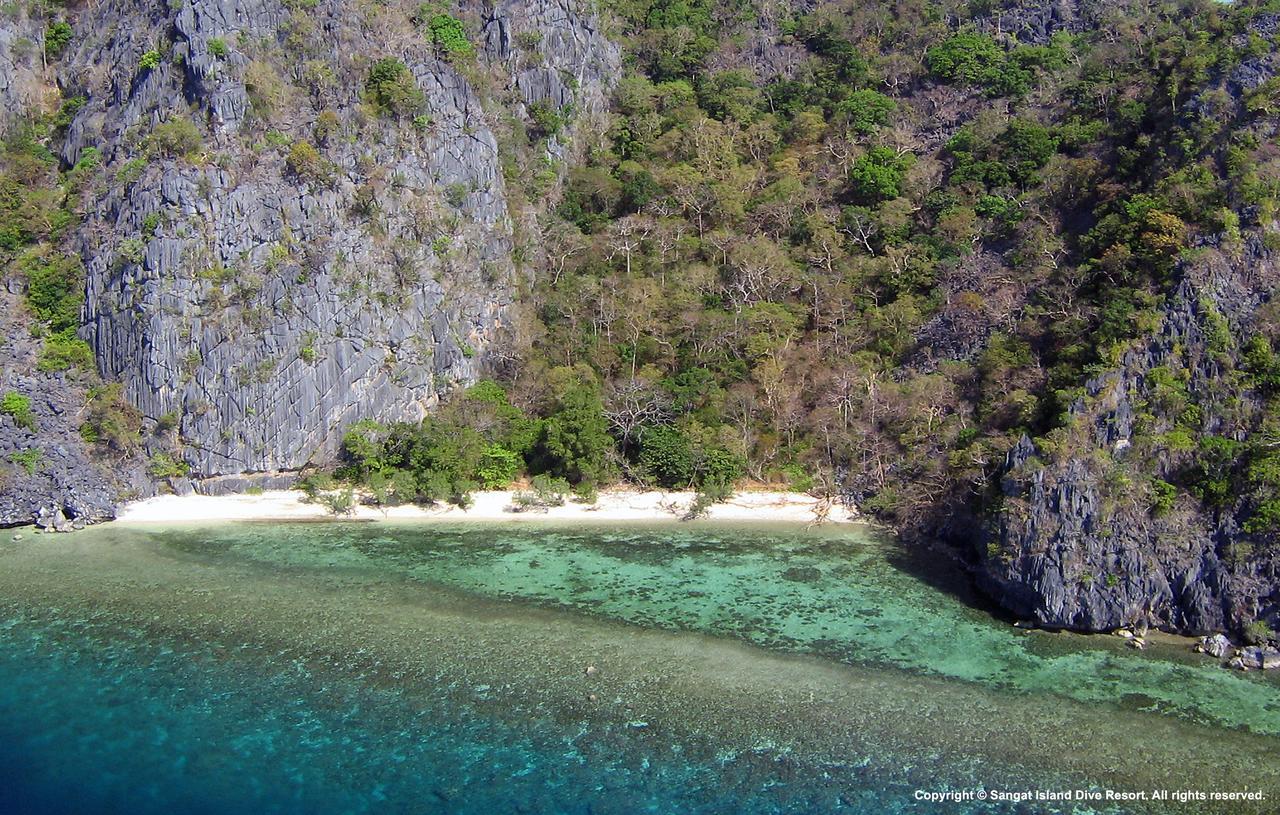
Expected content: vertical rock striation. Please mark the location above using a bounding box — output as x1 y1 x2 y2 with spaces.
0 0 618 522
50 0 614 482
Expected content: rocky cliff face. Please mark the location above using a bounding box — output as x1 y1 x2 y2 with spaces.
0 0 617 506
0 5 44 126
0 280 135 528
979 243 1280 636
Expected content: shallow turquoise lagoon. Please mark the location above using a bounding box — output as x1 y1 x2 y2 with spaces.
0 520 1276 814
155 520 1280 735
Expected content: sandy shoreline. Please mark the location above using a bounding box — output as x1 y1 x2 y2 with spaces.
113 487 858 525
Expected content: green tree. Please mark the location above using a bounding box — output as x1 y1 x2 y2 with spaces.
835 89 896 135
638 424 694 487
926 32 1030 96
476 445 521 488
339 419 387 477
539 366 612 485
21 249 84 332
463 380 541 455
426 13 474 59
999 119 1059 183
848 147 914 203
45 22 73 59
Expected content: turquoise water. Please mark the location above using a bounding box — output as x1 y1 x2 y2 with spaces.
156 521 1280 736
0 521 1277 814
0 614 866 815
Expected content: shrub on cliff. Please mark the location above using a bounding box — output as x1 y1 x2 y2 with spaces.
137 49 162 74
527 101 566 141
37 328 94 373
80 384 142 454
147 452 190 479
8 448 42 476
1 392 36 432
45 22 73 59
365 58 424 117
285 141 334 185
424 12 473 60
20 248 84 332
148 117 204 160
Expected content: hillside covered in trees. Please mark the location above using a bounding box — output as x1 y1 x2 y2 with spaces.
472 0 1279 637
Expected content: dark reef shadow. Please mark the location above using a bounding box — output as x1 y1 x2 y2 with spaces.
879 536 1019 625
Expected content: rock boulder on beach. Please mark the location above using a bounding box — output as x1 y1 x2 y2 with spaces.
1199 634 1234 660
1237 646 1280 670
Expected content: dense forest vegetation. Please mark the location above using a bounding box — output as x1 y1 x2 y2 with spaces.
8 0 1280 548
320 0 1280 539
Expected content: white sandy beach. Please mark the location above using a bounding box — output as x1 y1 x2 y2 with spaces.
113 487 857 525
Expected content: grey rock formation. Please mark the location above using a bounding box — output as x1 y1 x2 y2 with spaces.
35 0 616 483
1198 633 1233 659
908 251 1025 371
993 0 1083 44
0 285 133 527
0 8 44 132
1236 645 1280 670
978 245 1280 636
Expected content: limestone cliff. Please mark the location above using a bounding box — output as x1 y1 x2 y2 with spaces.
0 0 618 519
980 244 1280 636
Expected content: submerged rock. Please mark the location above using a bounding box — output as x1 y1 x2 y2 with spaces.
781 565 823 583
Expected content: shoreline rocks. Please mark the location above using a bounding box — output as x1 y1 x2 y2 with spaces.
1234 646 1280 671
976 261 1280 639
1196 634 1279 670
1196 633 1234 660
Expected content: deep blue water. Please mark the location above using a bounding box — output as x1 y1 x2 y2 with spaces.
0 615 934 815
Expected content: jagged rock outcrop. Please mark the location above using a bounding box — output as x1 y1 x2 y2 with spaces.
38 0 616 481
0 283 138 527
978 244 1280 635
991 0 1084 45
